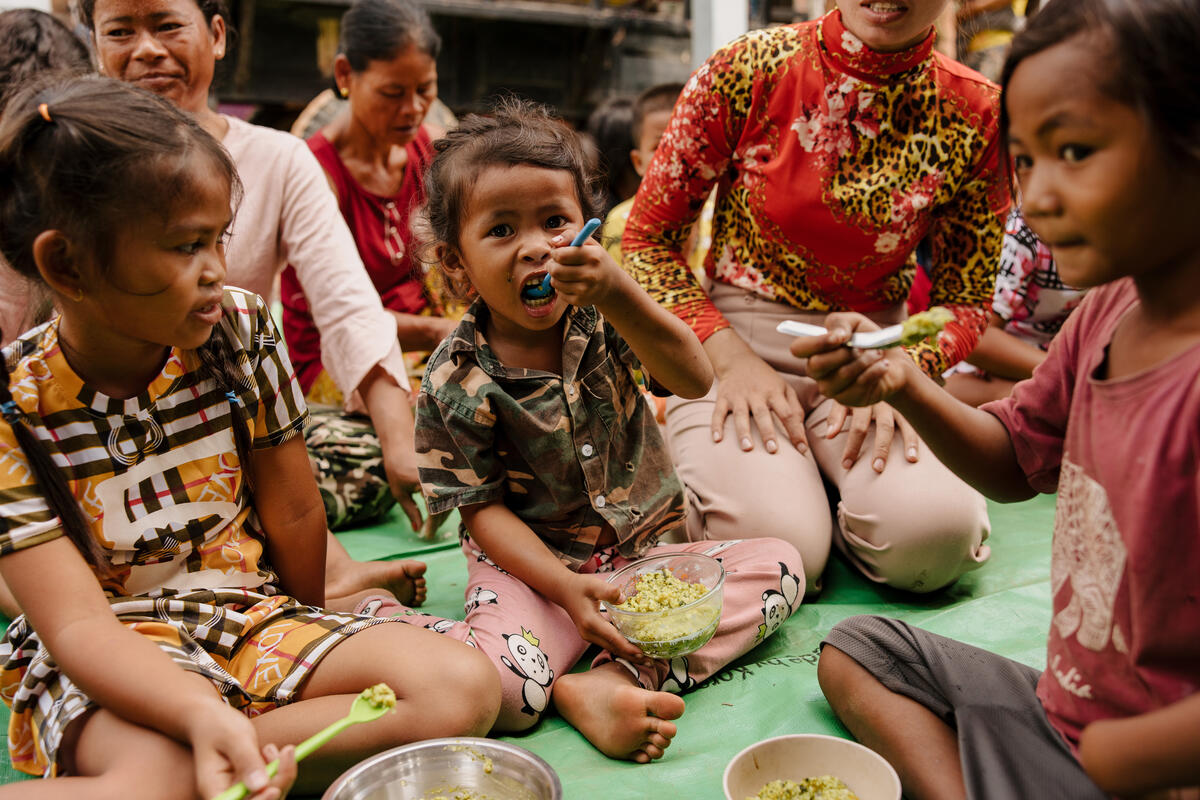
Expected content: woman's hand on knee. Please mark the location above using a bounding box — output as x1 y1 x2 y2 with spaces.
830 402 920 472
710 353 808 455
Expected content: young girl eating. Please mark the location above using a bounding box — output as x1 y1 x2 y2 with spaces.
411 99 805 764
0 76 499 799
792 0 1200 796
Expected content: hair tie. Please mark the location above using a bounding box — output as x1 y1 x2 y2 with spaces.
0 399 20 422
37 103 52 123
225 390 241 406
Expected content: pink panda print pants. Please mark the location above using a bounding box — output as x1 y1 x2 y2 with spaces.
394 534 803 733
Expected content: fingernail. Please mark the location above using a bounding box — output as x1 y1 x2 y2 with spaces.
740 437 752 450
907 447 917 460
797 443 807 454
842 458 853 469
550 235 564 245
712 430 722 442
247 770 268 791
873 458 885 472
765 439 777 454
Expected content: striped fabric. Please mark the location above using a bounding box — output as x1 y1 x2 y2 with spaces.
0 288 304 583
0 289 393 777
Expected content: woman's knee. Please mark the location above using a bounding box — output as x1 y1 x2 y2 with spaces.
703 487 832 587
838 491 989 593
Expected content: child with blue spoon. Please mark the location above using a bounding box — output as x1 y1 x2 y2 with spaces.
524 217 602 299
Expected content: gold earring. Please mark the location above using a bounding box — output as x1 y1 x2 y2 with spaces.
339 86 349 98
69 288 83 302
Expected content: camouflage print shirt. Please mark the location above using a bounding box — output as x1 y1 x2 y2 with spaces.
415 300 686 568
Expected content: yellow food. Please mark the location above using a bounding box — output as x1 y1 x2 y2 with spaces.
899 306 954 346
749 776 860 800
613 568 719 657
359 683 397 709
447 744 494 774
616 568 709 612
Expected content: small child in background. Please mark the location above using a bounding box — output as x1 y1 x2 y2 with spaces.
601 82 711 278
410 99 804 763
0 76 499 798
792 0 1200 796
583 95 638 216
944 208 1084 406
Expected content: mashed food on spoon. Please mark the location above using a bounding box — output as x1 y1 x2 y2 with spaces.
898 306 954 346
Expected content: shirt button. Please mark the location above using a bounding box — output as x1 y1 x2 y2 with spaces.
581 443 594 457
595 494 606 509
566 385 577 399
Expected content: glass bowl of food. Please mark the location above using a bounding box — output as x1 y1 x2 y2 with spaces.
723 734 900 800
602 552 725 659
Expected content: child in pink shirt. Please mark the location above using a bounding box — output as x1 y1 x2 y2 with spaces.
792 1 1200 796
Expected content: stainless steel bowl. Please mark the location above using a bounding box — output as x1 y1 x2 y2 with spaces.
321 737 562 800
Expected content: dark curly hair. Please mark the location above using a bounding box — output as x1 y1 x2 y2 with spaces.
0 9 90 115
419 96 604 291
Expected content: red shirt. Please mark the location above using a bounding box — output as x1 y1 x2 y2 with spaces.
624 11 1010 376
985 279 1200 747
281 128 433 392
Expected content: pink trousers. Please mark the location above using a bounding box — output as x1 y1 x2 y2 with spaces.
395 533 803 733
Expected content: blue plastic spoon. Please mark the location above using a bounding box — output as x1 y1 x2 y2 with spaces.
523 217 602 300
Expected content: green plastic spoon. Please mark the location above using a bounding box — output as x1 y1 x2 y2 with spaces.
210 684 396 800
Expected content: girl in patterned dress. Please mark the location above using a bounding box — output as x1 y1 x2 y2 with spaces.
0 76 499 799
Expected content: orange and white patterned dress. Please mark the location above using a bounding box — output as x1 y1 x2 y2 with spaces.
624 10 1012 377
0 288 391 777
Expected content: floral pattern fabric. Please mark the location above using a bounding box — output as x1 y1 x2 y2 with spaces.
623 10 1011 376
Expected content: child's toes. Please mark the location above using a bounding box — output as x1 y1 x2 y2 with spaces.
646 729 673 751
645 692 685 722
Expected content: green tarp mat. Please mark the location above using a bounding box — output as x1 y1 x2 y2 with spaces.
0 493 1057 797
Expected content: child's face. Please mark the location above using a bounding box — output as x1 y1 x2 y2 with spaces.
630 109 673 178
92 0 225 117
1006 35 1200 290
79 157 231 354
449 164 584 340
337 43 438 148
835 0 946 52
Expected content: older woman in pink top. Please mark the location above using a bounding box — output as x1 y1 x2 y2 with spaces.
79 0 428 608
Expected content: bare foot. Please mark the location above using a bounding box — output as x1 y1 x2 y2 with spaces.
552 662 685 763
326 558 427 607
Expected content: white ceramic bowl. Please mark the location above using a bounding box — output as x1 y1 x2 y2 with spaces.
602 552 725 659
321 737 561 800
723 734 901 800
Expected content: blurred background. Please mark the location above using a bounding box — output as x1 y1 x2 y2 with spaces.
8 0 841 129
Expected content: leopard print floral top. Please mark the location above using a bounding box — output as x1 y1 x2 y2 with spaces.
624 10 1011 376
